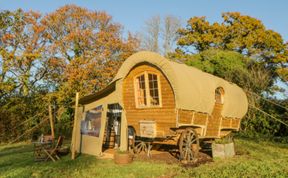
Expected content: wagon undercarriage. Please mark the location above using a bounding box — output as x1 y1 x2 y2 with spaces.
129 127 208 162
129 125 237 163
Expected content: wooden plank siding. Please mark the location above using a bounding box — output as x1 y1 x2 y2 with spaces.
123 64 176 137
178 109 208 137
205 103 223 137
178 109 208 127
178 107 241 138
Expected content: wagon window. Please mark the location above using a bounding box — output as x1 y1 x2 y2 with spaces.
148 73 160 106
135 74 147 106
134 72 162 108
215 87 224 104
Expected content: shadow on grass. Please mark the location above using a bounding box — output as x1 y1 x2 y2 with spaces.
0 143 102 178
0 144 33 157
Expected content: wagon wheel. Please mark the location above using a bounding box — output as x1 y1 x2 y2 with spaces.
134 141 148 154
128 127 136 153
179 128 199 162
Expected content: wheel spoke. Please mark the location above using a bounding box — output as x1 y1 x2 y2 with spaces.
189 151 193 160
135 143 141 154
191 138 197 144
187 151 191 161
184 149 188 159
134 141 148 154
186 134 191 142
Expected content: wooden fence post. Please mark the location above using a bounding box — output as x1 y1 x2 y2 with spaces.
71 92 79 160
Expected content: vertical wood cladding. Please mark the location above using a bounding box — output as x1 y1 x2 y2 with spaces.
123 64 176 137
205 103 223 137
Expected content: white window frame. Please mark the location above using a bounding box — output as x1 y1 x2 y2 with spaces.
134 71 162 108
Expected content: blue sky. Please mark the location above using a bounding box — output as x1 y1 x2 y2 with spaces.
1 0 288 41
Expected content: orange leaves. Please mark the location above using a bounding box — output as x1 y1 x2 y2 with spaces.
0 5 138 100
276 68 288 81
1 34 14 43
32 25 45 34
178 16 225 51
37 5 139 101
48 57 63 67
174 12 288 81
0 9 49 97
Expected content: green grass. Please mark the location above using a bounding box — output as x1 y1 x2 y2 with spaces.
0 142 176 178
178 138 288 178
0 138 288 178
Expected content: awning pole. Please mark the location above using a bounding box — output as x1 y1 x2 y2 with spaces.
48 104 55 139
71 92 79 160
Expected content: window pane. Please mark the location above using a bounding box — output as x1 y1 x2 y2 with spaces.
148 74 160 106
136 74 147 106
81 105 102 137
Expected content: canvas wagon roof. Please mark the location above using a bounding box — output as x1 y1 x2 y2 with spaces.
80 51 248 118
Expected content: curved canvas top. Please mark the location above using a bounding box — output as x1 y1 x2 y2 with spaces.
114 51 248 118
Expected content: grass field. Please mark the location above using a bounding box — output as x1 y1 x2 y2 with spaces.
0 137 288 178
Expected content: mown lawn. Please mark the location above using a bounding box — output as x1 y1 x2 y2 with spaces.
0 137 288 178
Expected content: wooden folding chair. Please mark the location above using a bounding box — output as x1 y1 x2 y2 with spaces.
44 136 64 162
34 142 52 161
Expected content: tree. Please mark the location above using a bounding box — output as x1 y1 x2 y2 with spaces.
42 5 139 103
162 15 182 55
184 49 284 137
141 15 161 53
0 9 55 142
185 49 273 93
172 12 288 82
170 12 288 138
140 15 181 55
0 9 49 98
0 6 139 142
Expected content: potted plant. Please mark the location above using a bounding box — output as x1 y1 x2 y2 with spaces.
212 134 235 158
114 149 133 165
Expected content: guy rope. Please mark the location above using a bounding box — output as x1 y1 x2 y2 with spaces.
246 91 288 127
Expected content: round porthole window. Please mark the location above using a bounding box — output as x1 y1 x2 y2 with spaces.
215 87 224 104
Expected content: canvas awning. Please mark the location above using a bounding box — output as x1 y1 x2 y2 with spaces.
79 80 117 105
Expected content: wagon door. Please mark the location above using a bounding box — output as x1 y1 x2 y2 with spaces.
102 103 122 150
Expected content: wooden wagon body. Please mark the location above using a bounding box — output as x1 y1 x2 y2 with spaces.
123 63 242 140
74 51 248 161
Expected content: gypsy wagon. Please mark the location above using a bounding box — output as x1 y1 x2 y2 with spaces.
72 51 248 161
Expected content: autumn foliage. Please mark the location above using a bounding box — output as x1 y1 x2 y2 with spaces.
41 5 139 104
171 12 288 82
0 5 139 142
